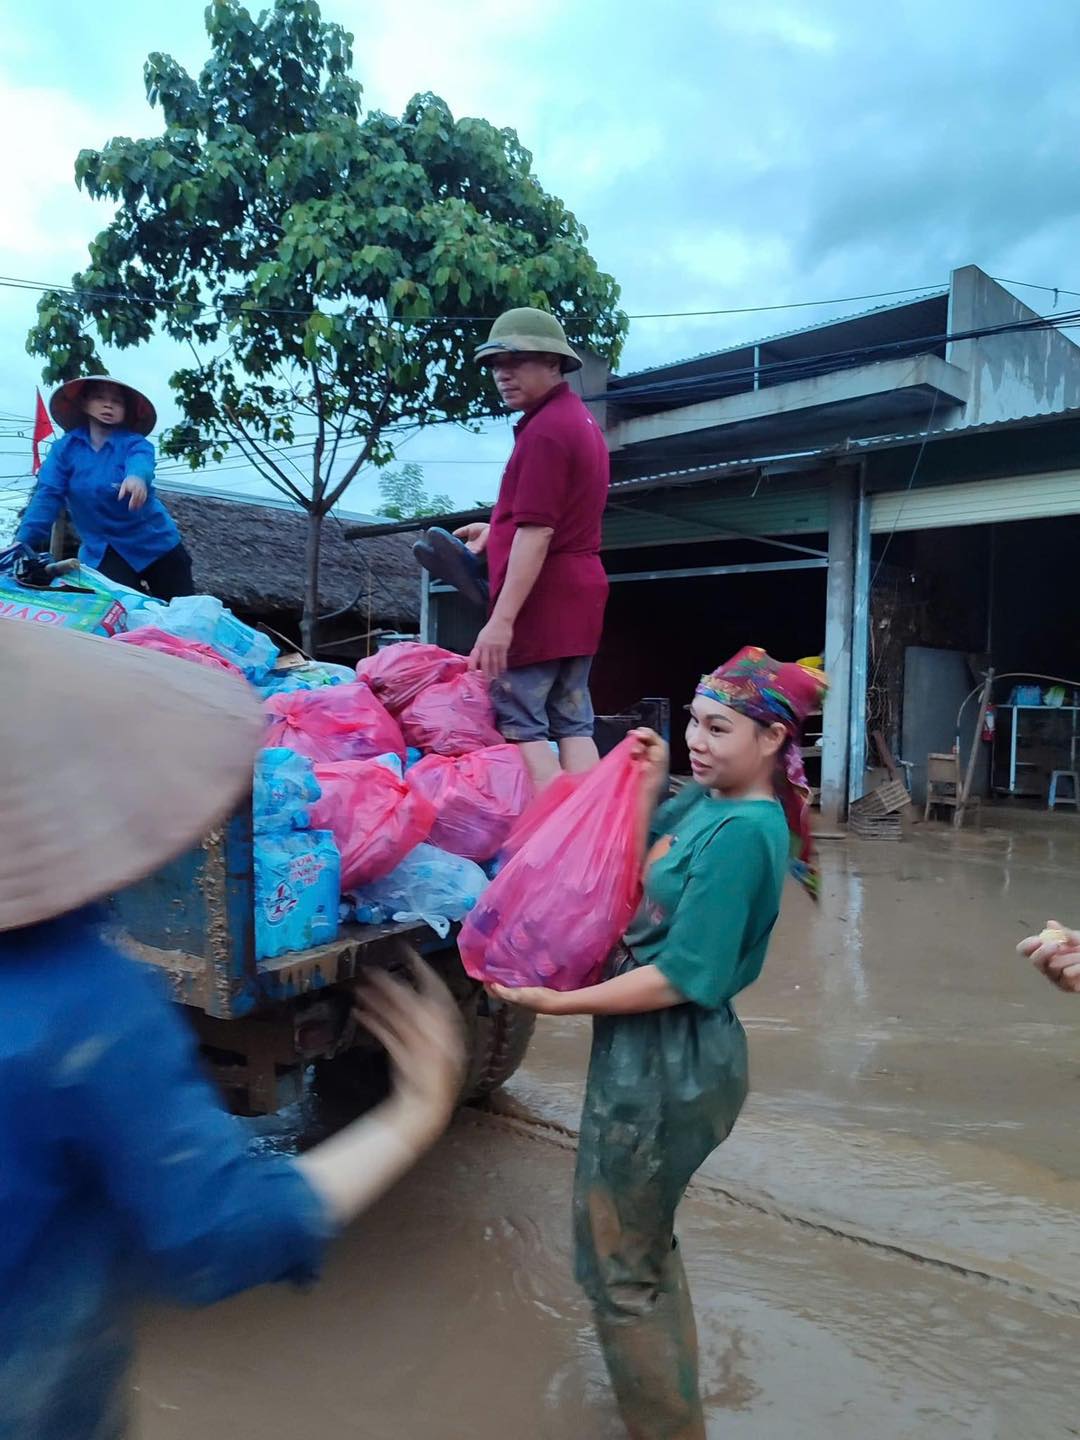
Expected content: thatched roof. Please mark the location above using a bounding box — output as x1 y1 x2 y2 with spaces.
161 489 421 627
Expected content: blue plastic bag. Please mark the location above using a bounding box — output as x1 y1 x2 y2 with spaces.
348 843 487 938
253 748 322 833
254 660 355 699
136 594 278 681
254 829 341 960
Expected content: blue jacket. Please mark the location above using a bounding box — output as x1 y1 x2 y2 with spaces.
16 427 181 572
0 911 332 1440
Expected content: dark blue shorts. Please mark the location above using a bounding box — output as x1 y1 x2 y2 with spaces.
490 657 596 743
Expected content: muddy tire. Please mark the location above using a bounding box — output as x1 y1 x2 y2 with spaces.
461 992 537 1102
313 987 535 1111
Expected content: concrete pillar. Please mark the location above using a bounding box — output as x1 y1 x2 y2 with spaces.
820 468 857 823
419 568 433 644
847 482 871 807
569 348 609 429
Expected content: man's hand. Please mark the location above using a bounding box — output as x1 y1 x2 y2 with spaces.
487 983 572 1015
117 476 148 511
454 522 490 556
469 615 513 678
1017 920 1080 994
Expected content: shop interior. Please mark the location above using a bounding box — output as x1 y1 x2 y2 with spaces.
869 514 1080 816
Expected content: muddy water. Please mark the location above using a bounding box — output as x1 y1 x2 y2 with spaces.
503 825 1080 1298
137 824 1080 1436
137 1113 1080 1440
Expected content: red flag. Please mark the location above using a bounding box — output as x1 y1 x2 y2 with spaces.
32 389 54 475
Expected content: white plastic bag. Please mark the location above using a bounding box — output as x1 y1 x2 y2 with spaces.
349 843 488 938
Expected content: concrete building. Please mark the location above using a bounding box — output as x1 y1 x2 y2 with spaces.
594 265 1080 819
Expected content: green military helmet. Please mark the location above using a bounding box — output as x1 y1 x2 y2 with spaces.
473 307 582 373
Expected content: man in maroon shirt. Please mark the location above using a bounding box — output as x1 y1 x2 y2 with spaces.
455 308 610 790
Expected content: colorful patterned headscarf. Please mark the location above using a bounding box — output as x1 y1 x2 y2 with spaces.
696 646 829 900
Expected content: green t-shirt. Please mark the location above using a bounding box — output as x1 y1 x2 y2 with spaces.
623 785 789 1010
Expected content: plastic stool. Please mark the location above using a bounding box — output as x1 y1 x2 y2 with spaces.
1048 770 1080 810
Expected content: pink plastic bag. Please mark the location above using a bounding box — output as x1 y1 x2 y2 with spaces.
264 682 406 764
501 770 586 859
355 643 467 715
114 626 244 676
310 759 436 890
398 670 503 756
459 738 647 991
407 746 534 863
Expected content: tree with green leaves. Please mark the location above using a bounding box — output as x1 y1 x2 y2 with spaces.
376 463 452 521
25 0 626 650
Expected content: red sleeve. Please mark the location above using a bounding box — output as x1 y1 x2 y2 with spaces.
511 429 571 528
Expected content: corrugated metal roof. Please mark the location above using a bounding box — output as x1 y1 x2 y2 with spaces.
343 406 1080 541
870 470 1080 532
614 289 950 383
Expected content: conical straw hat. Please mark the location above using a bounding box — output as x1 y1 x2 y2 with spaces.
0 618 263 932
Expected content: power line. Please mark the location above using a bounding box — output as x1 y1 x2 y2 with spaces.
0 272 947 325
2 269 1074 328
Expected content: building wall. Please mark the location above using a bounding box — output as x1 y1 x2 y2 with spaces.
947 266 1080 427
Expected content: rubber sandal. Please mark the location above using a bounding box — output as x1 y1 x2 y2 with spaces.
412 527 489 608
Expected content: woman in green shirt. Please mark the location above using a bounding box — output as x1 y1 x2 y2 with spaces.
491 646 827 1439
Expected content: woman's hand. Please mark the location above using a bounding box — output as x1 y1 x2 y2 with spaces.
454 522 490 555
117 476 148 511
630 726 669 800
1017 920 1080 994
487 983 571 1015
355 957 466 1134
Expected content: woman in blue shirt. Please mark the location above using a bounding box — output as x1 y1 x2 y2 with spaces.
0 619 464 1440
17 377 194 599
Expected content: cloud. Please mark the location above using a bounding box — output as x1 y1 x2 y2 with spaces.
3 0 1080 502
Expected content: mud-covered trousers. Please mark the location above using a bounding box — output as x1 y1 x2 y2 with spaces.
573 952 749 1440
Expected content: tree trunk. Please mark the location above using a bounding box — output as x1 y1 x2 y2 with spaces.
301 507 323 655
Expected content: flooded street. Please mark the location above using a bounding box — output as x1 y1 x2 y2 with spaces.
137 823 1080 1438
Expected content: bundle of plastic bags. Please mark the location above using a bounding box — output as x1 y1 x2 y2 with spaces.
0 549 128 636
310 755 436 890
255 660 356 700
459 739 647 991
127 594 278 682
254 829 341 960
407 745 533 862
253 748 323 833
355 642 467 714
250 749 340 960
115 626 245 676
398 670 502 756
346 843 488 938
264 681 406 763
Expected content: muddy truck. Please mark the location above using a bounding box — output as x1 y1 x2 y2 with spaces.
108 697 668 1117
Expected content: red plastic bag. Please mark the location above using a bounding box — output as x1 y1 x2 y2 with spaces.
264 682 406 764
407 745 534 862
114 626 244 677
355 643 467 714
459 739 647 991
398 670 502 756
310 758 436 890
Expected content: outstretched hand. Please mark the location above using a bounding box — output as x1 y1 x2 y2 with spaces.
355 956 466 1128
117 476 148 511
1017 920 1080 994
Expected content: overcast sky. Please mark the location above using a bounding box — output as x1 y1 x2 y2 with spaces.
2 0 1079 533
